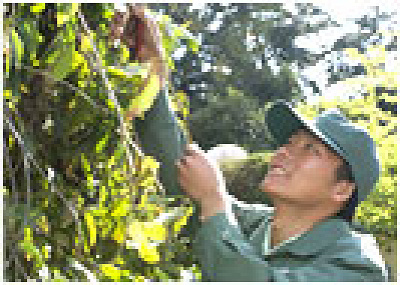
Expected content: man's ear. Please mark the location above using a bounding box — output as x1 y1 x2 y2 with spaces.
332 180 356 203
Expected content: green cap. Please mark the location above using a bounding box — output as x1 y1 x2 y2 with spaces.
265 100 380 204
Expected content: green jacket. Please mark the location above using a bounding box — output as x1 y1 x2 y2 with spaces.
193 201 389 281
133 90 390 282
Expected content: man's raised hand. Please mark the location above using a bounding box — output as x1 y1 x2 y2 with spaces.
176 144 227 221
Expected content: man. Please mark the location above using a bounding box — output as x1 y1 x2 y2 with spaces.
176 102 389 281
125 5 390 282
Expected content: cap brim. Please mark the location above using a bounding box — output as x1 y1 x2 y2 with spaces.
265 101 343 158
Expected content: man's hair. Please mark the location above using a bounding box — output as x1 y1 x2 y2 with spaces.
336 159 354 183
334 159 358 223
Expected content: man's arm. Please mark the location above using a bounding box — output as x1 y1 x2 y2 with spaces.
117 5 187 197
133 88 188 197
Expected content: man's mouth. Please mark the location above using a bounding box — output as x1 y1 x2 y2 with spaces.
269 164 287 175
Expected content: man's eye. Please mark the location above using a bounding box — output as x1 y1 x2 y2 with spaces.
305 143 321 155
304 143 313 149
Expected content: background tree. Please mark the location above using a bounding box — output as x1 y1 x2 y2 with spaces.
149 3 396 151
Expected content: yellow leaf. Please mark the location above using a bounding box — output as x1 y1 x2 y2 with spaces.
42 244 50 260
113 226 126 244
142 156 160 170
84 212 96 247
20 84 28 94
111 199 131 217
126 74 161 119
38 215 49 234
138 243 160 264
72 52 85 70
173 209 192 233
24 226 33 242
121 44 130 62
56 3 79 27
4 89 12 100
32 58 40 67
135 275 147 282
99 264 122 280
106 98 116 110
127 221 165 264
80 34 93 53
30 3 46 14
143 222 166 242
80 153 91 173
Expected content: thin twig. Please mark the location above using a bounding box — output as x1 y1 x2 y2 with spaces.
4 113 100 279
77 11 149 201
3 143 18 206
22 155 30 227
4 115 83 243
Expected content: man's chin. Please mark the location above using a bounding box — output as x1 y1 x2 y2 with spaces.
261 184 297 202
260 184 282 198
261 178 286 192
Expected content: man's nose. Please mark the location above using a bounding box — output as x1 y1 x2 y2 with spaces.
275 143 291 159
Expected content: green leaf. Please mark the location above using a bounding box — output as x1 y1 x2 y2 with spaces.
95 133 110 154
7 28 24 75
56 3 79 27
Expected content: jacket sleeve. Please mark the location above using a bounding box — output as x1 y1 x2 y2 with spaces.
192 201 272 281
193 202 389 282
132 87 202 235
132 87 187 197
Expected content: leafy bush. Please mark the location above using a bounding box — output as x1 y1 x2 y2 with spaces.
4 3 199 281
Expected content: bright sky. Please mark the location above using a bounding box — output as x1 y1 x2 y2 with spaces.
284 0 399 101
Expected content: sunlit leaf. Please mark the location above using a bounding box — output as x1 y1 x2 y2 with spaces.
30 3 46 14
56 3 79 27
84 212 97 247
126 74 162 119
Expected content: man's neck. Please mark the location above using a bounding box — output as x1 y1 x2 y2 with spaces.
270 203 333 248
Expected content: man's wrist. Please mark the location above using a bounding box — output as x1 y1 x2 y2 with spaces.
199 196 226 222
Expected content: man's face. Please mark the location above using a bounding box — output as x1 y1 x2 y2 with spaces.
261 128 343 206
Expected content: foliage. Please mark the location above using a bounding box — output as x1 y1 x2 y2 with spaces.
148 3 307 151
218 152 273 205
189 88 271 151
4 3 199 281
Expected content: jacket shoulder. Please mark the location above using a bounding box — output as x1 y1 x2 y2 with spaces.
325 229 390 281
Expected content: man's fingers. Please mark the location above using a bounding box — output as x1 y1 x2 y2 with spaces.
184 143 204 157
177 153 194 166
175 158 184 168
176 143 207 170
128 4 147 18
176 155 189 170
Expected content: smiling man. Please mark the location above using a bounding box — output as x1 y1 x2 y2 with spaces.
127 6 390 282
176 101 389 282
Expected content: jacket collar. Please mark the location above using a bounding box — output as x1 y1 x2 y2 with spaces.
264 216 352 257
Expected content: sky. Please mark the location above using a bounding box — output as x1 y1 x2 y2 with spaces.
284 0 399 101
